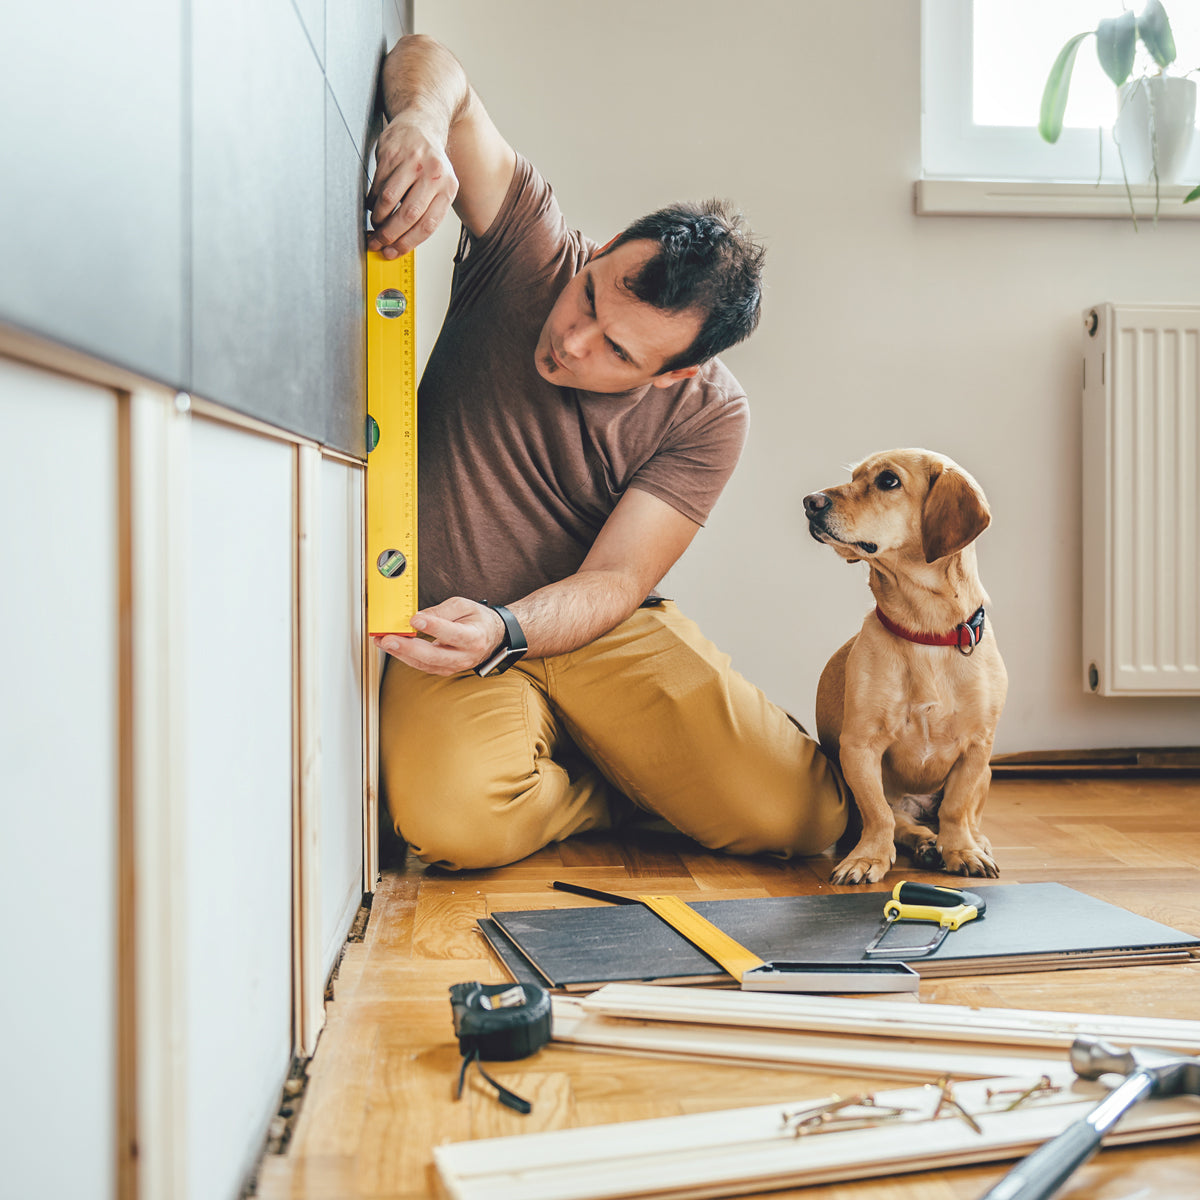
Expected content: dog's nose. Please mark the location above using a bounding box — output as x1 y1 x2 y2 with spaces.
803 492 831 519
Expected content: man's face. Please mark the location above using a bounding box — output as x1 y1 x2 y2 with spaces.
534 239 704 393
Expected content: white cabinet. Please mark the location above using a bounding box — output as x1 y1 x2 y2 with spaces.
0 355 370 1200
0 358 120 1200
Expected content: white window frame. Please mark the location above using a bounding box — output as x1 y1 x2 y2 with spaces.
919 0 1200 218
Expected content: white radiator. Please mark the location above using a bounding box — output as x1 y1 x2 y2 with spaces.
1082 303 1200 697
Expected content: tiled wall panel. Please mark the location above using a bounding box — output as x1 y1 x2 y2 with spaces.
190 0 327 441
325 93 369 452
327 1 387 157
294 0 326 62
0 3 184 382
1 0 394 457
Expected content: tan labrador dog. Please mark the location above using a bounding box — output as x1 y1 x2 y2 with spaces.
804 449 1007 885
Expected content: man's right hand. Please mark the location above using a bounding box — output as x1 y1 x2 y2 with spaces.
375 596 507 677
368 35 516 255
367 116 459 259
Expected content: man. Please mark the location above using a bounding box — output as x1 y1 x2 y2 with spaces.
367 34 845 870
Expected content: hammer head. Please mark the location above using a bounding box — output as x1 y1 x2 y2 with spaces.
1071 1036 1200 1097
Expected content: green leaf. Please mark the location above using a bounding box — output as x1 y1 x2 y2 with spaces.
1138 0 1177 69
1040 32 1092 143
1097 11 1137 86
1185 183 1200 203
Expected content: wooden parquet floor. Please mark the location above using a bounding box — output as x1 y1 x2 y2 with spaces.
257 775 1200 1200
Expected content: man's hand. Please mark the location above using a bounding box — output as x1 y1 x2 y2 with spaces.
376 596 505 676
367 116 459 259
369 36 515 252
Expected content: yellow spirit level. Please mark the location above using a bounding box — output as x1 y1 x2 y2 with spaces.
366 249 418 637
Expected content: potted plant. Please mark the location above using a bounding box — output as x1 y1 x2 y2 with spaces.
1039 0 1199 221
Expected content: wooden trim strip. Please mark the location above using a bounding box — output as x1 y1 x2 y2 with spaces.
292 444 325 1056
115 393 137 1200
580 984 1200 1053
362 465 379 893
129 387 191 1199
435 1067 1200 1200
551 998 1063 1082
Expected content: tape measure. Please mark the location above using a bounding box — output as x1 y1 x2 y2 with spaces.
366 249 418 637
448 981 551 1114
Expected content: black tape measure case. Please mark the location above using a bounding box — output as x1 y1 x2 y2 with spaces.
449 981 552 1113
450 981 552 1058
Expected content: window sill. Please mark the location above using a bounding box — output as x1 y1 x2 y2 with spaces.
916 178 1200 220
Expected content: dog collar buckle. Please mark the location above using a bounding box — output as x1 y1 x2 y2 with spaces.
955 613 983 657
955 606 987 656
875 605 986 654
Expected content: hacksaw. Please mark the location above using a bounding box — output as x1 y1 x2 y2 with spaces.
366 249 418 636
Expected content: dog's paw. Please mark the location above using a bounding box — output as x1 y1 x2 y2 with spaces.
940 844 999 878
912 840 945 871
831 848 895 885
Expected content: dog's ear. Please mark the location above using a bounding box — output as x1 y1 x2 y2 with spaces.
921 464 991 563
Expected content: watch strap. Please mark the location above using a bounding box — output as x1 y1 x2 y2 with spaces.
473 603 528 676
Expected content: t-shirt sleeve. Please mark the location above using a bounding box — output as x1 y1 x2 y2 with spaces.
627 388 750 526
448 153 575 306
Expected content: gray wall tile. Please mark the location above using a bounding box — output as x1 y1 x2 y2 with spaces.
326 0 386 158
0 3 185 382
383 0 405 50
1 0 391 455
191 0 326 437
293 0 326 63
324 95 368 454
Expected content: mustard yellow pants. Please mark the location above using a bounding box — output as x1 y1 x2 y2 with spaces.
379 601 846 870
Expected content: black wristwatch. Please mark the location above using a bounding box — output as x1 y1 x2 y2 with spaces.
473 603 528 677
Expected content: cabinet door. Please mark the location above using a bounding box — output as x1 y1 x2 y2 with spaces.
319 457 366 977
0 357 120 1200
183 418 294 1200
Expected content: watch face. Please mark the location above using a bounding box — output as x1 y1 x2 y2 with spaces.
474 644 527 677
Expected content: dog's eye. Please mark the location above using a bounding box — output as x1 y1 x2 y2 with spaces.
875 470 901 491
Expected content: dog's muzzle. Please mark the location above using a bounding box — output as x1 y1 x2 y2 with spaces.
803 492 877 555
804 491 833 542
803 492 831 520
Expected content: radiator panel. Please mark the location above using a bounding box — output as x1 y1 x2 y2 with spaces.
1082 303 1200 696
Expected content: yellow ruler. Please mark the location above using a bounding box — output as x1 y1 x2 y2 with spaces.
638 894 767 980
366 249 418 637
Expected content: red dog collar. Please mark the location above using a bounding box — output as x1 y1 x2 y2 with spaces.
875 605 986 656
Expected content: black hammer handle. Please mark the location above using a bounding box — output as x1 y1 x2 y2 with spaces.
977 1069 1156 1200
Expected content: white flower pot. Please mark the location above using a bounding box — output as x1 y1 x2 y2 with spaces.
1113 75 1196 184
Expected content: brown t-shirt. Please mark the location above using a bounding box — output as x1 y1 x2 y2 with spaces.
417 154 750 607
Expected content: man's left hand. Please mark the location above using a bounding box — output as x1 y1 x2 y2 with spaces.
375 596 505 676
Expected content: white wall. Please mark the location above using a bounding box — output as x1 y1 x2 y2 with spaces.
413 0 1200 753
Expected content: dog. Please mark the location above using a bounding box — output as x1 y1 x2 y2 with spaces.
803 449 1007 885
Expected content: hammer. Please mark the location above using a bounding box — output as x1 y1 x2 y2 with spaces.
978 1036 1200 1200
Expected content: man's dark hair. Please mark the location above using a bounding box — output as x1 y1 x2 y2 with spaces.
600 199 765 372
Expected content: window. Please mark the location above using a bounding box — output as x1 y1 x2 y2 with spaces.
922 0 1200 189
